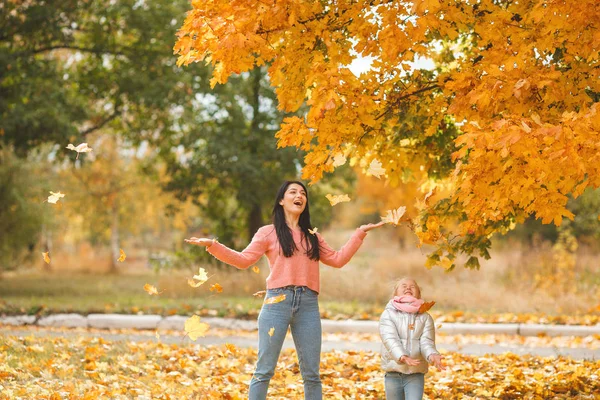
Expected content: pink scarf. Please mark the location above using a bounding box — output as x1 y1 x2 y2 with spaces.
392 295 425 314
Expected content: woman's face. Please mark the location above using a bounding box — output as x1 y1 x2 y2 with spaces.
279 183 307 217
396 279 421 298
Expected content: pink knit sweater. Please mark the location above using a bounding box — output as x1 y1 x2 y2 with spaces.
206 225 367 293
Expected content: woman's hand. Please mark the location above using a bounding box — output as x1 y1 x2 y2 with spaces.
429 354 446 370
184 237 215 247
399 355 421 366
358 221 386 233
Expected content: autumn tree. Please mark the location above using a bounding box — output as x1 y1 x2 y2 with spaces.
175 0 600 269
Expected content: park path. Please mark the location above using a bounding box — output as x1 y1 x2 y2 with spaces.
1 314 599 360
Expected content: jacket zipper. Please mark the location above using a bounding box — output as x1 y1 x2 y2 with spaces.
408 313 417 356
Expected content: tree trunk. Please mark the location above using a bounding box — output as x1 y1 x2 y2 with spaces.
108 198 120 274
248 203 263 240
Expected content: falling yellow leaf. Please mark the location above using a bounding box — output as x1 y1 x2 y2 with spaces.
332 153 346 167
381 206 407 226
325 193 351 206
42 252 50 264
253 290 266 298
117 249 126 262
184 315 209 341
367 159 386 179
66 143 93 159
268 327 275 337
265 294 286 304
418 301 436 314
225 343 237 354
47 191 65 204
308 227 318 235
252 265 260 274
143 283 163 296
155 330 160 340
209 283 223 293
188 267 208 287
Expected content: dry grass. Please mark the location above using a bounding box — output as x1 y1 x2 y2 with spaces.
5 228 599 317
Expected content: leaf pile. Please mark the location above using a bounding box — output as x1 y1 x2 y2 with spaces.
1 334 598 399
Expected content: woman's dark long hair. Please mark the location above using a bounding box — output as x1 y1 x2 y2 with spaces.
272 181 320 260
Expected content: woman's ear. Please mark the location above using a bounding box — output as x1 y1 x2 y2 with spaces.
279 200 284 206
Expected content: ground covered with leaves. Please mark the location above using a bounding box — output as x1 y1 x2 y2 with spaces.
1 331 598 399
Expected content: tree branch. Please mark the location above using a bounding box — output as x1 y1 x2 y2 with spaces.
79 108 121 137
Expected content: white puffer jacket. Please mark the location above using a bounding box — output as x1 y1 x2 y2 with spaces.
379 300 440 374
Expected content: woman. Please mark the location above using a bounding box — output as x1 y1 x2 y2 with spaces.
185 181 384 399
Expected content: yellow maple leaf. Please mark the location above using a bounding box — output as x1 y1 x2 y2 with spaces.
381 206 407 225
117 249 126 262
184 315 209 341
308 227 318 235
367 159 386 179
188 267 208 287
42 252 50 264
439 257 453 270
418 301 436 314
143 283 163 296
268 327 275 337
209 283 223 293
325 193 351 206
66 143 93 159
47 191 65 204
252 265 260 274
265 294 286 304
332 153 346 167
225 343 237 354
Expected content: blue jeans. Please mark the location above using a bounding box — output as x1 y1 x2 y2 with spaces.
249 286 322 400
384 372 425 400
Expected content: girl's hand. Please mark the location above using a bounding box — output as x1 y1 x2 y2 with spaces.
184 237 215 247
399 356 421 366
358 221 386 232
429 354 446 370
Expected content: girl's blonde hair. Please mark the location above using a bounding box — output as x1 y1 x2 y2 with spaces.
392 277 422 298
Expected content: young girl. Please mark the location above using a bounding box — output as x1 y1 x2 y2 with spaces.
186 181 384 400
379 277 445 400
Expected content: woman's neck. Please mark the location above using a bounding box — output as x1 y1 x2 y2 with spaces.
284 212 300 230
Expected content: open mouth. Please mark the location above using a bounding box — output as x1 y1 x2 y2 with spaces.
293 200 303 206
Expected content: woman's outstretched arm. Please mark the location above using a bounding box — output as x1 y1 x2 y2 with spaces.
185 227 268 269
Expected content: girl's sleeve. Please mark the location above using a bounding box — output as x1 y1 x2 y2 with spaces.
206 227 268 269
420 313 440 362
318 229 367 268
379 309 408 362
